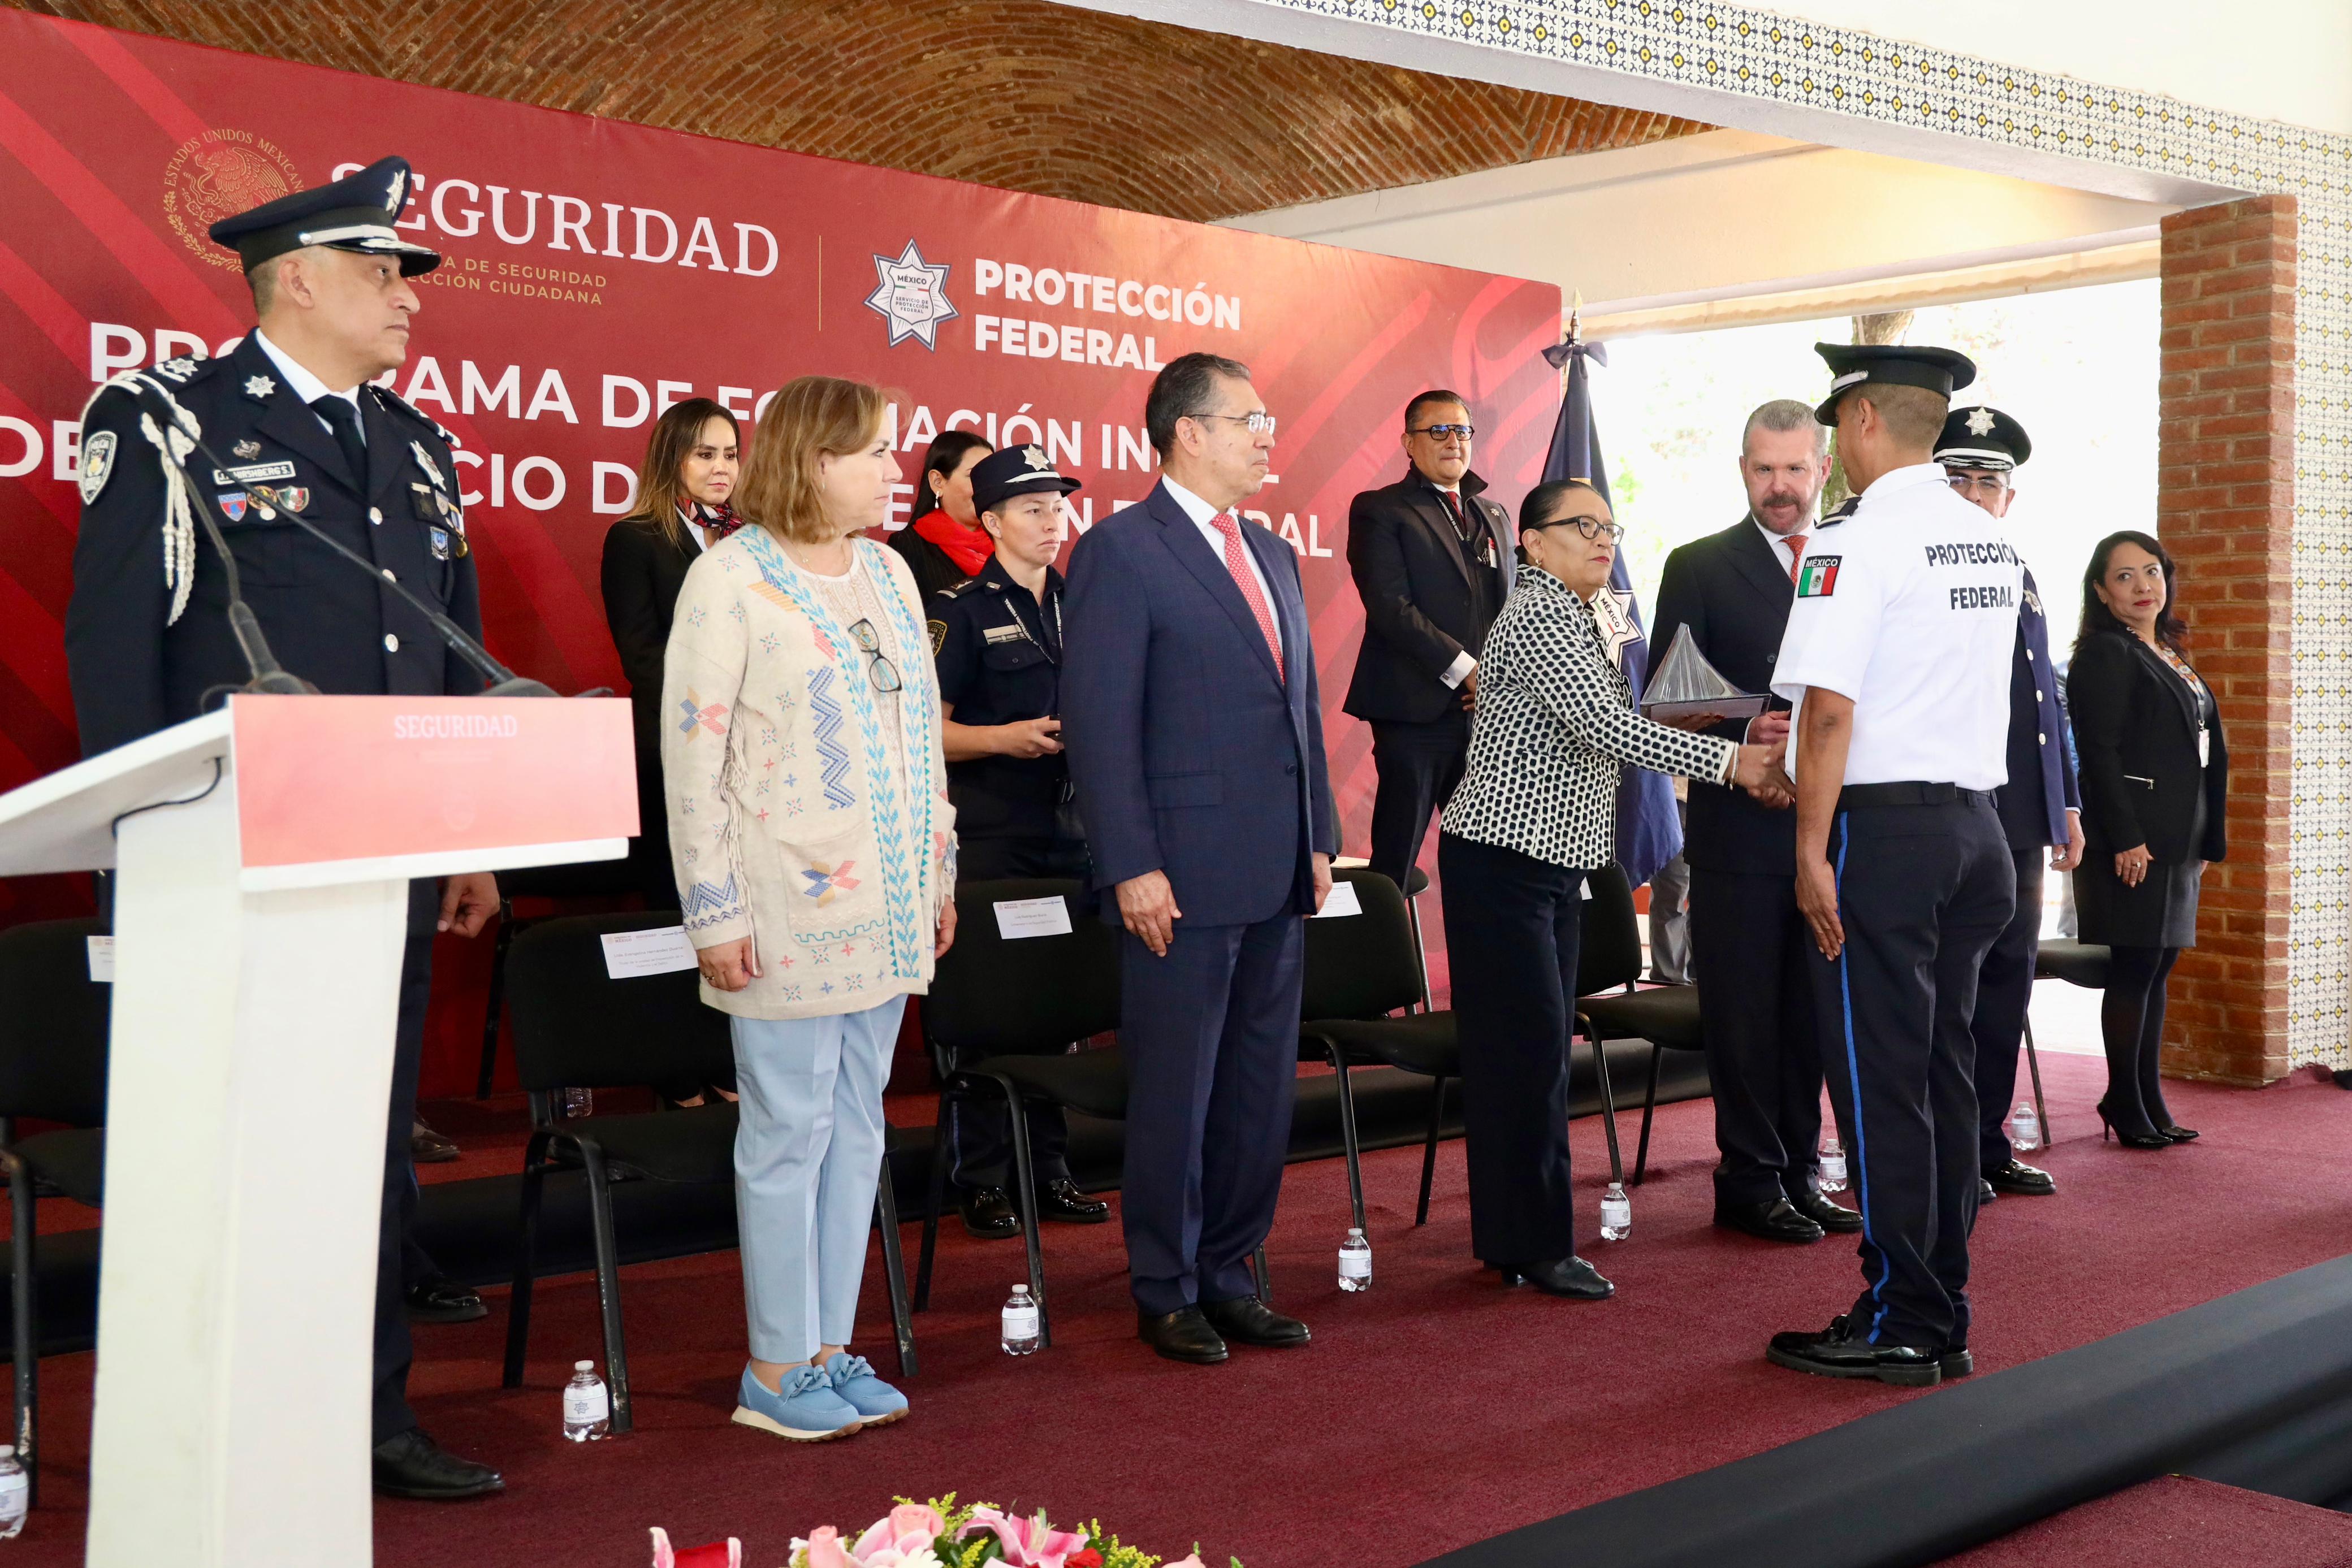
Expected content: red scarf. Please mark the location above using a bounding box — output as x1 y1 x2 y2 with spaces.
913 508 994 579
681 499 743 544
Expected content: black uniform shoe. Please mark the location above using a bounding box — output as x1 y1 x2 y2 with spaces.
1985 1159 2056 1196
1200 1294 1311 1347
405 1277 488 1324
1788 1190 1862 1233
959 1186 1021 1240
1767 1316 1941 1387
371 1427 504 1500
1715 1197 1826 1244
409 1121 460 1164
1138 1305 1228 1364
1498 1257 1614 1300
1979 1179 1998 1203
1940 1345 1975 1378
1035 1179 1109 1224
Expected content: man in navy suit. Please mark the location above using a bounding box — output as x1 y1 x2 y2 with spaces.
1062 352 1336 1365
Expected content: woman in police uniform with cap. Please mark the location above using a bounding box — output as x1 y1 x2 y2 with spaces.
929 443 1111 1236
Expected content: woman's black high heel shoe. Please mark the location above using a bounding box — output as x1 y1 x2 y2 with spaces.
2098 1101 2172 1150
2159 1125 2199 1142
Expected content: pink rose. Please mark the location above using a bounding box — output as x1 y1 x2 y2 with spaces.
890 1503 948 1542
803 1527 855 1568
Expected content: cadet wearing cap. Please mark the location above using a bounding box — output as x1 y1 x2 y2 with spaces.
62 157 505 1500
931 443 1112 1239
1762 343 2022 1388
1937 408 2082 1205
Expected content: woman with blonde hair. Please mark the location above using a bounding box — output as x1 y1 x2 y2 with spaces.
663 375 957 1441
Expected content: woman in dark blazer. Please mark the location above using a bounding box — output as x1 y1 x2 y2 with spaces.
1437 480 1783 1300
888 429 995 604
2068 530 2227 1147
600 397 743 908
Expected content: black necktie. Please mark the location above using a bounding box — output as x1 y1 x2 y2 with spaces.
309 395 367 487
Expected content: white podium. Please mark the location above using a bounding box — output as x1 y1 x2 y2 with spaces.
0 694 636 1567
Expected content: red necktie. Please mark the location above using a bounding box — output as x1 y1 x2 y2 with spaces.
1785 534 1806 585
1212 512 1284 681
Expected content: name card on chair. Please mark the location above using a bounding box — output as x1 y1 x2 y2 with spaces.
994 896 1073 939
599 925 698 979
1312 881 1363 919
87 934 115 982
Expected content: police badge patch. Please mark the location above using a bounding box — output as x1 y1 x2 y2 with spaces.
216 492 248 522
79 430 117 503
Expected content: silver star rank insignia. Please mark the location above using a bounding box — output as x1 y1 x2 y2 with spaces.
233 439 262 460
1966 407 1998 438
1022 445 1050 471
244 375 276 400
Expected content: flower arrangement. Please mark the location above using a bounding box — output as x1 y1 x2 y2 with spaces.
784 1495 1240 1568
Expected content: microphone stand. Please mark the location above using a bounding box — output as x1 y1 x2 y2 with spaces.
127 377 560 699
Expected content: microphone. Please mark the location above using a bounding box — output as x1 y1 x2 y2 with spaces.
116 375 318 698
124 377 560 699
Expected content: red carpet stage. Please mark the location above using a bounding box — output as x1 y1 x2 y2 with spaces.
6 1051 2350 1566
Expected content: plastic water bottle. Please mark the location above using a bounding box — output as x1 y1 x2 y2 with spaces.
2011 1101 2042 1153
561 1086 594 1120
1599 1182 1632 1241
0 1446 24 1538
1000 1285 1041 1355
1337 1228 1372 1292
562 1360 610 1441
1820 1137 1849 1192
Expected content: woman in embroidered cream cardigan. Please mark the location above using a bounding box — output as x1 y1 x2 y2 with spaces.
662 376 956 1443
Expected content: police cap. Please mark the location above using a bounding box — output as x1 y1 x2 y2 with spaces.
209 156 442 277
1813 343 1977 425
971 444 1082 517
1934 405 2032 472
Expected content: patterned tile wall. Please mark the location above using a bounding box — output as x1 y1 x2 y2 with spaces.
1243 0 2351 1064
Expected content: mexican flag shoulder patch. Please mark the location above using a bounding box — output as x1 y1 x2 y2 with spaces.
1795 555 1841 597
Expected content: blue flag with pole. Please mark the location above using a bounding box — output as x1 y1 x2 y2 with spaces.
1541 331 1683 890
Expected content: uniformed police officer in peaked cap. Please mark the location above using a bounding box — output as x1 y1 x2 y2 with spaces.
63 157 504 1500
931 444 1112 1239
1937 407 2082 1206
1762 344 2023 1388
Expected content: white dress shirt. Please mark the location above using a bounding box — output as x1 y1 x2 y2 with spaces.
1161 475 1282 659
1432 480 1478 691
252 330 364 445
1752 515 1811 579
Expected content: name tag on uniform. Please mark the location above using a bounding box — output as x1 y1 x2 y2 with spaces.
983 623 1025 644
1795 556 1841 596
213 461 297 484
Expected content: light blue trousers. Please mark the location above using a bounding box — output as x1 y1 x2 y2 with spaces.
729 996 905 1363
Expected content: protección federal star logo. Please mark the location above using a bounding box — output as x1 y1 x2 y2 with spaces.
864 240 958 350
1590 584 1644 668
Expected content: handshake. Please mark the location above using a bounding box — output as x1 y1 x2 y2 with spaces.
1659 708 1796 809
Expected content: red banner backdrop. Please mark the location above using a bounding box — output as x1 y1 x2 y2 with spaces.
0 12 1561 1094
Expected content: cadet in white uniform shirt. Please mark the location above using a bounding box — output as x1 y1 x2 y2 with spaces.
1763 343 2023 1389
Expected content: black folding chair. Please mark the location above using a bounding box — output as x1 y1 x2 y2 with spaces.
476 857 652 1098
1562 864 1690 1186
915 879 1125 1348
0 917 111 1503
2023 938 2108 1141
499 912 915 1431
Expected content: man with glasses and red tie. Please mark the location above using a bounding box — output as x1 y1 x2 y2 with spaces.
1341 392 1516 890
1062 353 1337 1366
1650 399 1862 1249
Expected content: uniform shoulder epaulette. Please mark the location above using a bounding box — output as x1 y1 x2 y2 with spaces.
367 382 460 448
150 353 220 388
1819 497 1860 527
937 578 981 600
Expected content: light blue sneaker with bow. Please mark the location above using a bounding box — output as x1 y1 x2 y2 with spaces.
730 1362 862 1441
821 1350 909 1427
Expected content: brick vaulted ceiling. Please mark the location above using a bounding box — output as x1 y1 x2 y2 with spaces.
10 0 1708 222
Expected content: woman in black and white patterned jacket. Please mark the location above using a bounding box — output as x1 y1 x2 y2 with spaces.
1438 479 1785 1301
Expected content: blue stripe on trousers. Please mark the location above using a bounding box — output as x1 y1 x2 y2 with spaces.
1831 813 1893 1344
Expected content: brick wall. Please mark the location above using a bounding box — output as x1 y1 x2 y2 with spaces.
2155 196 2296 1085
13 0 1706 222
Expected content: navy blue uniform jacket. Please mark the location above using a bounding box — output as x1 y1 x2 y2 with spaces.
1060 481 1336 926
66 336 485 756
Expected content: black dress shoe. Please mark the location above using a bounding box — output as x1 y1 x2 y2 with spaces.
1715 1197 1826 1244
1985 1159 2056 1196
1498 1257 1614 1300
409 1121 460 1164
1940 1345 1975 1378
1200 1294 1311 1347
405 1277 488 1324
959 1186 1021 1240
1034 1178 1110 1224
1979 1179 1998 1203
1766 1315 1940 1387
1138 1305 1228 1365
2159 1125 2199 1142
371 1426 503 1500
1788 1190 1862 1233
